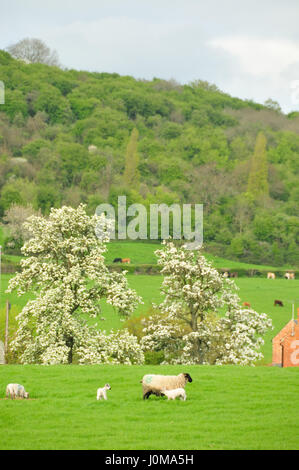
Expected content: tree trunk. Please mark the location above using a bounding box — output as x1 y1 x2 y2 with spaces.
66 336 74 364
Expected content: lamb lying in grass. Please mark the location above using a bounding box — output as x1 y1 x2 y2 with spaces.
6 384 29 399
97 383 111 400
162 388 187 401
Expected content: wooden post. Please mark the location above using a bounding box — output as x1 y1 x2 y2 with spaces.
4 300 9 357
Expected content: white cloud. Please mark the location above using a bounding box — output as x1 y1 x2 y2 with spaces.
207 36 299 111
208 36 299 78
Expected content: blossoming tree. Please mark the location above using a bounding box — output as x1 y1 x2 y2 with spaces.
141 241 272 365
7 204 143 364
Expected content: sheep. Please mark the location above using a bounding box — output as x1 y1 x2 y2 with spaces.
96 383 111 400
140 372 192 400
162 388 187 401
6 383 29 400
267 272 276 279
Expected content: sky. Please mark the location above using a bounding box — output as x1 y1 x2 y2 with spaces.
1 0 299 113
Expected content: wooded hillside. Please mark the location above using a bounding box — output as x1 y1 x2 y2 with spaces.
0 49 299 265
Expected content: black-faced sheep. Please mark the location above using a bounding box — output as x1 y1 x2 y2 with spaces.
140 373 192 399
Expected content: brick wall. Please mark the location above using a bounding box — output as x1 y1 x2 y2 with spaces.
272 310 299 367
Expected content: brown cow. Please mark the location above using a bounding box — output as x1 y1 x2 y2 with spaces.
267 272 275 279
230 272 238 278
285 272 295 279
243 302 251 308
122 258 131 264
274 299 284 307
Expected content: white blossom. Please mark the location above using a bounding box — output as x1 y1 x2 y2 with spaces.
7 205 143 364
141 241 273 366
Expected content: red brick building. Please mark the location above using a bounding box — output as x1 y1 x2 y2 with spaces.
272 310 299 367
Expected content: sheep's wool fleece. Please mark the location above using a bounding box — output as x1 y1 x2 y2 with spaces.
142 373 187 393
6 383 27 398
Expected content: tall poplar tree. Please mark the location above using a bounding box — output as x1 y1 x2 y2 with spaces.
124 128 140 189
247 132 269 199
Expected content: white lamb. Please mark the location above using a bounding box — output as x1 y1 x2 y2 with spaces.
162 388 187 401
6 383 29 399
96 383 111 400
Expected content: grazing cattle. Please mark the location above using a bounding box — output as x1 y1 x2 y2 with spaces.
274 299 284 307
122 258 131 264
113 258 122 263
285 272 295 280
243 302 251 308
230 272 238 278
267 272 276 279
223 271 238 278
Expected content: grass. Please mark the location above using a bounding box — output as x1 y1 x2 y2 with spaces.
1 273 299 364
0 364 298 450
5 239 287 271
104 240 296 271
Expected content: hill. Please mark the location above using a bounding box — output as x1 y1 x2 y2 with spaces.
0 50 299 266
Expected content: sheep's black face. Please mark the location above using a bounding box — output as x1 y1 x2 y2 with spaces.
184 373 192 383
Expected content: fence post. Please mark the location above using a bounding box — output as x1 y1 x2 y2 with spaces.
4 300 10 358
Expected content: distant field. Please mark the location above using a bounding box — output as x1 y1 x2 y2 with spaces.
105 241 296 271
1 272 299 364
0 364 298 450
3 240 296 272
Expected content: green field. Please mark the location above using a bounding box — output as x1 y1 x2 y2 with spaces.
0 364 298 450
105 241 295 271
1 245 298 450
1 272 299 364
5 240 294 271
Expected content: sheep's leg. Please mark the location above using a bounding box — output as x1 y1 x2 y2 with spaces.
143 391 151 400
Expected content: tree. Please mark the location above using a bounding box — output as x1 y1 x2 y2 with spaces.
123 128 140 190
264 98 282 113
247 132 269 200
3 203 41 249
6 38 60 66
7 205 143 364
141 241 272 365
0 185 22 215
